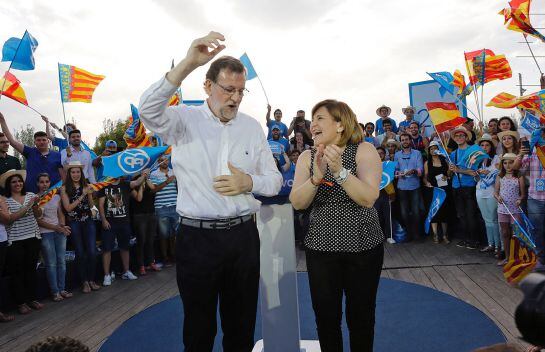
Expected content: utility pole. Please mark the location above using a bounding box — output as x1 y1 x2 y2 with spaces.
520 73 526 96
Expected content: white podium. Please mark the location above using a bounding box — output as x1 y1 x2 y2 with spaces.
256 203 306 352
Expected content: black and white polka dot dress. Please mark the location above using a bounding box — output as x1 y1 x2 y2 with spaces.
305 143 384 252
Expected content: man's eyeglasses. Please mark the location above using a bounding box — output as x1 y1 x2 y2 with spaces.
0 141 9 144
213 82 249 97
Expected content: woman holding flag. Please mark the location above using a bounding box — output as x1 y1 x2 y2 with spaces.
290 99 383 351
60 161 100 293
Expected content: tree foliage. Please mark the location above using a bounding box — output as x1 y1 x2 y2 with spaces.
14 124 35 168
93 118 129 154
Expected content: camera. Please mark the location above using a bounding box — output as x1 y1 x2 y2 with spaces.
515 273 545 346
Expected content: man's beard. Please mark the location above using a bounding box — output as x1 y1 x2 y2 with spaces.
219 105 238 121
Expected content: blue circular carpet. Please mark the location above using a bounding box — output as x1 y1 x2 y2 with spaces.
100 273 506 352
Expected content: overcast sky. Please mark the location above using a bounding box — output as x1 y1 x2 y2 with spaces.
1 0 544 147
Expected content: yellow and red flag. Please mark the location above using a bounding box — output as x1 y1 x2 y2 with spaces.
0 71 28 105
425 102 467 133
452 70 466 96
503 237 537 284
124 104 151 148
90 177 117 192
472 54 512 85
500 0 545 42
486 91 545 113
58 64 105 103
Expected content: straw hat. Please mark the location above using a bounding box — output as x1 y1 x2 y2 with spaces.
376 105 392 117
500 153 518 161
402 106 415 115
0 169 26 189
428 140 441 149
476 133 497 147
385 138 400 147
497 130 520 142
451 126 471 138
64 161 84 172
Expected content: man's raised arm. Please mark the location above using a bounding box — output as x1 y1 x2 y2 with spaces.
0 112 24 154
139 31 225 143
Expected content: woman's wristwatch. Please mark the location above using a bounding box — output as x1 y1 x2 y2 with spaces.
334 167 349 185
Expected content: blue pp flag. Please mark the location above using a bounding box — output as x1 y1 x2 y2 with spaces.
101 146 169 178
425 187 447 234
456 144 490 169
520 111 540 136
427 72 454 98
240 53 257 80
380 161 397 190
1 31 39 70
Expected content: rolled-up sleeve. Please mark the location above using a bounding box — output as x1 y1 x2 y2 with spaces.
138 76 186 146
249 131 282 197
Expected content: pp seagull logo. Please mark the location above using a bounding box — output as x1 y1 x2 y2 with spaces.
118 149 150 174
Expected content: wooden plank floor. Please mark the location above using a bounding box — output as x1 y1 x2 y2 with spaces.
1 240 530 351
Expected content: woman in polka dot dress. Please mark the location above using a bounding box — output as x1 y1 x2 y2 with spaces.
290 99 384 352
494 153 526 266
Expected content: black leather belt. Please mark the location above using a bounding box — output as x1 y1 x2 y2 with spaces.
181 214 255 230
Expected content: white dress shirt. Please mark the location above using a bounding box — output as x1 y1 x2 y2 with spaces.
60 146 96 183
139 76 282 220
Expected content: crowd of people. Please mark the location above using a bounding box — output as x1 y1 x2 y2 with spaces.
0 112 179 322
0 31 543 352
266 102 544 275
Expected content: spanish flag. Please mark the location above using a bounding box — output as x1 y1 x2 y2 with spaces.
425 102 467 133
58 64 105 103
0 71 28 105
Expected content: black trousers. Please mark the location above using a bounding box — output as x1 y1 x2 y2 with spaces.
133 213 157 267
306 245 384 352
6 237 41 305
452 186 479 243
176 219 260 352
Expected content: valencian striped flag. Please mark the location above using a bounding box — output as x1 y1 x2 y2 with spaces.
530 129 545 169
89 177 117 192
503 215 537 284
425 102 467 133
453 70 468 96
471 54 512 85
169 88 181 106
0 72 28 105
487 90 545 113
37 181 62 207
464 49 495 85
58 64 105 103
124 104 151 148
500 0 545 43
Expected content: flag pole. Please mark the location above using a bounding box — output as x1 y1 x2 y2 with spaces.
0 30 28 101
57 63 68 128
464 51 483 123
256 75 269 105
523 34 543 75
480 49 486 124
431 123 453 164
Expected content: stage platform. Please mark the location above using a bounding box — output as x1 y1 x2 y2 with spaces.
0 240 528 351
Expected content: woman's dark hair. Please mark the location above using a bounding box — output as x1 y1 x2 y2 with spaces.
498 116 517 131
498 156 520 178
5 174 26 198
426 152 448 183
205 56 245 82
63 166 88 197
488 118 499 125
364 122 375 129
376 146 386 154
478 140 496 167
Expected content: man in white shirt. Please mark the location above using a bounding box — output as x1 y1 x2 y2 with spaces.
139 31 282 351
60 129 96 183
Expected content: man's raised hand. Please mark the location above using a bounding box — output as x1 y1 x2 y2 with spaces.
185 31 226 68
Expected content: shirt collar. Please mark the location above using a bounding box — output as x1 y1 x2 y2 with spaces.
200 99 239 126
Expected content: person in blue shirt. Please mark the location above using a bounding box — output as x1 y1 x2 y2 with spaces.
269 125 290 152
42 116 77 151
362 122 379 147
398 106 416 133
448 126 480 250
265 105 289 140
375 105 398 135
0 113 63 194
394 133 424 241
